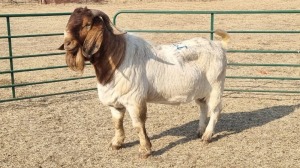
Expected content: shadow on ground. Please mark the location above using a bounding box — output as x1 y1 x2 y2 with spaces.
123 104 299 156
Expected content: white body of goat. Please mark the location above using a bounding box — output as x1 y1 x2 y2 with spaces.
97 33 226 108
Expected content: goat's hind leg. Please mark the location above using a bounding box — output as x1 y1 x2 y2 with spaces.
201 85 223 142
110 107 126 150
195 98 208 138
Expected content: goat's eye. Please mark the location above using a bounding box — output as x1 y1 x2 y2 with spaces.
86 25 91 30
82 23 92 30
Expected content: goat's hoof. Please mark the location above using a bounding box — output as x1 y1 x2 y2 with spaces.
110 143 122 150
139 151 152 159
201 132 213 143
203 139 212 144
138 147 152 159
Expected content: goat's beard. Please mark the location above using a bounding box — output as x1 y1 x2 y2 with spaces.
65 47 85 72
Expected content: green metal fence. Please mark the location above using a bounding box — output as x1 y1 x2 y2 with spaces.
0 10 299 103
0 12 97 103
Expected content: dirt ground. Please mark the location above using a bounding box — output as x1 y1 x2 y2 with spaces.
1 0 300 167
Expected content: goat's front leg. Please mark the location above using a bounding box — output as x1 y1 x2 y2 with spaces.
126 102 152 159
110 107 126 150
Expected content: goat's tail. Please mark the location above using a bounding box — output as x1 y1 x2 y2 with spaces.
215 29 230 49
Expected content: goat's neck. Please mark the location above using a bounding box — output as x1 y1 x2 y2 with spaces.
92 30 126 85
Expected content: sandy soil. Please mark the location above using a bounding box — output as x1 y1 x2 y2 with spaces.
1 0 300 167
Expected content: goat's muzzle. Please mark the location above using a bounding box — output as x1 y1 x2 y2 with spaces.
63 38 79 52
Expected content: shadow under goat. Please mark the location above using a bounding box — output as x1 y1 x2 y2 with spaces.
59 7 230 158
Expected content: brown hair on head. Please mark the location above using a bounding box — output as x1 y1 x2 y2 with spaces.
60 7 93 72
67 7 93 42
59 7 127 82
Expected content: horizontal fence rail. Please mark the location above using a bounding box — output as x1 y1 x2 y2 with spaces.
0 10 300 103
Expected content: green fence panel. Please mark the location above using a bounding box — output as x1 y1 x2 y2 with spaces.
0 10 299 103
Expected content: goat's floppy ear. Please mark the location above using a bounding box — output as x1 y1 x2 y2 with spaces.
82 24 103 59
90 9 126 35
58 44 64 50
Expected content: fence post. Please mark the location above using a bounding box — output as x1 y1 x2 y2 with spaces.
210 13 214 40
6 16 16 98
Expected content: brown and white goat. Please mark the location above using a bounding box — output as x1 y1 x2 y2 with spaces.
59 7 229 158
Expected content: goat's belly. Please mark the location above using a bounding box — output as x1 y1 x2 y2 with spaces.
147 89 203 105
147 69 208 104
148 96 194 105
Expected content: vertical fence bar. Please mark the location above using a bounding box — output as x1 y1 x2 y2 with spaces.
210 13 214 40
6 16 16 98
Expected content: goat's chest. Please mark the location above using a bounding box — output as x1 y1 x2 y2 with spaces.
96 83 123 108
96 70 147 107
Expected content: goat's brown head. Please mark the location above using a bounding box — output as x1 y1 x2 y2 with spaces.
59 7 124 72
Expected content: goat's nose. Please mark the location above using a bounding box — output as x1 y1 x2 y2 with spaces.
64 40 71 47
65 40 71 46
63 37 78 51
64 40 75 50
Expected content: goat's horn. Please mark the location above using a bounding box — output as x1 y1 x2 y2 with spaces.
90 9 107 18
90 9 126 35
